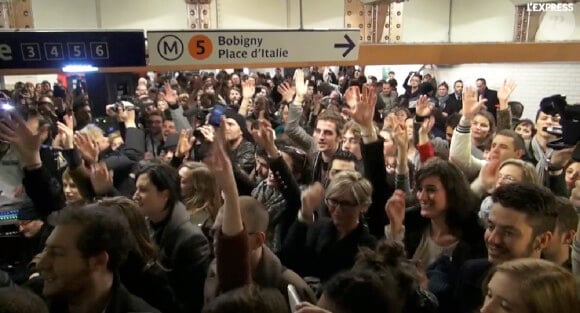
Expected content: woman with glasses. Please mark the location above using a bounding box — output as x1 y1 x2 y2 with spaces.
279 170 377 283
478 159 540 226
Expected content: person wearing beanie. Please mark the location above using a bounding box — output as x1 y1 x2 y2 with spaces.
223 109 256 175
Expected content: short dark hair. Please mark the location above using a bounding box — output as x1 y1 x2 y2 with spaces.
316 109 345 137
491 183 558 237
136 162 182 210
322 270 399 313
508 101 524 119
454 79 463 86
495 129 526 152
476 78 487 85
54 205 132 272
331 150 358 164
0 287 49 313
554 196 578 233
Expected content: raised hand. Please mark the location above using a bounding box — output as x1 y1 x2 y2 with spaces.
481 159 501 192
206 117 233 179
301 182 324 221
90 162 113 196
497 79 517 108
242 79 256 99
74 132 99 164
419 115 435 137
161 82 178 104
251 112 277 155
393 119 408 149
385 190 406 235
462 86 486 120
0 112 48 166
343 84 377 129
415 95 432 117
56 118 74 150
277 82 295 103
175 129 194 158
199 125 215 143
294 69 308 98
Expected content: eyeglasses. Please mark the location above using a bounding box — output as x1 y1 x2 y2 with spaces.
497 173 518 183
325 197 357 209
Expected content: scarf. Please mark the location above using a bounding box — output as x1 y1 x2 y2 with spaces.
436 95 449 109
530 136 552 184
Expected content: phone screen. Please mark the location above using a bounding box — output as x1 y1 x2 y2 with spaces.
209 105 226 127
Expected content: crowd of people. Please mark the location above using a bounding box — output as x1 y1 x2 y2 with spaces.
0 65 579 313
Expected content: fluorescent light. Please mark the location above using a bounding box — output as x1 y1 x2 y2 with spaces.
62 65 99 73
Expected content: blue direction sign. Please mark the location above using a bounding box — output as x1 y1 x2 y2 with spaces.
0 30 146 70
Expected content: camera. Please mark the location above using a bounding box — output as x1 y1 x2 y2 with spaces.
539 94 580 161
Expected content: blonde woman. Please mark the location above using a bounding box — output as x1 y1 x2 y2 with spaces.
279 171 377 282
178 161 222 238
479 159 540 225
481 258 580 313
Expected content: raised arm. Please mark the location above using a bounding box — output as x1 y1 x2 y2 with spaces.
238 80 255 117
449 86 486 177
283 70 317 153
496 80 517 131
206 116 250 292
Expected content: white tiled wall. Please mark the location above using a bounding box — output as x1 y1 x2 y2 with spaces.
367 62 580 121
436 63 580 121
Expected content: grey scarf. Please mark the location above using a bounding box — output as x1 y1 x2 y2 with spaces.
530 136 552 183
436 95 449 109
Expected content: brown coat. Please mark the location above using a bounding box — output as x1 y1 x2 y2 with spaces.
204 245 316 305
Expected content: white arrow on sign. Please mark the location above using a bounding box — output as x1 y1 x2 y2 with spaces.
147 29 361 66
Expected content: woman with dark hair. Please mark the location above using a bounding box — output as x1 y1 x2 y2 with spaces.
97 197 180 313
133 162 210 313
471 110 496 158
385 158 486 311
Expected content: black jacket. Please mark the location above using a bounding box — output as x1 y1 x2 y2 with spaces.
452 258 493 313
230 139 255 175
46 277 160 313
279 219 377 282
444 93 462 116
479 88 499 117
100 127 144 197
151 202 211 313
119 252 180 313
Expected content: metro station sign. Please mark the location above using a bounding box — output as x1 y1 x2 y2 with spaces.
147 29 360 66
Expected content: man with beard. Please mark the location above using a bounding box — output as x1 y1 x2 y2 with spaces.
452 183 557 313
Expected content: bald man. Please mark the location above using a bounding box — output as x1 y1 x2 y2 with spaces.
204 196 316 305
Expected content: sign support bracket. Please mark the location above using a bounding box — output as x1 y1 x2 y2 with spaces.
299 0 304 30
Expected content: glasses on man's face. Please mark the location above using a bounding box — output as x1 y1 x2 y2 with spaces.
325 197 357 209
497 173 517 183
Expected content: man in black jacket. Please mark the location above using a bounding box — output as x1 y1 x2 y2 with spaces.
476 78 499 117
35 205 159 313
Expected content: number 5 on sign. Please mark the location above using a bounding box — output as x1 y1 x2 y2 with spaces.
188 35 213 60
90 42 109 59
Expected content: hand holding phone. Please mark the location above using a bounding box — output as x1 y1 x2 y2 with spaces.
209 104 227 127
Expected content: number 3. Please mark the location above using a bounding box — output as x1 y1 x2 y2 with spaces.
26 46 35 58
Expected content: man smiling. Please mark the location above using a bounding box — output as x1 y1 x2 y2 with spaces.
452 183 557 313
